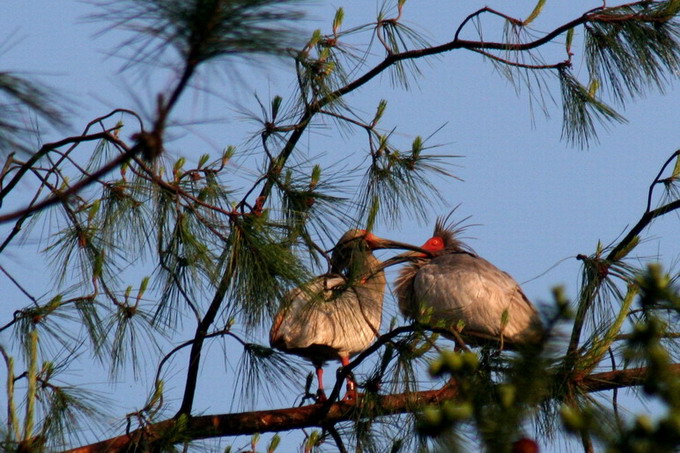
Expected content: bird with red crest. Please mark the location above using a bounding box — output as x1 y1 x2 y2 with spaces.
395 215 543 349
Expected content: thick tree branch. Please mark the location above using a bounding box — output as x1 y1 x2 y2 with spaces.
580 364 680 393
66 365 680 452
67 385 457 453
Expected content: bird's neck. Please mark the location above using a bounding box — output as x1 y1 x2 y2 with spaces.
343 253 384 283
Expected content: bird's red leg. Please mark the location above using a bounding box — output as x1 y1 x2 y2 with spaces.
316 366 327 401
341 356 357 401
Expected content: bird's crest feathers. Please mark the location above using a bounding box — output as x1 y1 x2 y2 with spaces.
433 211 476 255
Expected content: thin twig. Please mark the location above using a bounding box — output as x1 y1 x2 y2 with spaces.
0 265 38 304
646 149 680 213
470 48 570 70
0 137 136 223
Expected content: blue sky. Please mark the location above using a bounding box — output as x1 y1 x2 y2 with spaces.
1 1 679 451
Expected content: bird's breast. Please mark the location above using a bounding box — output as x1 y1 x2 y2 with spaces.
269 273 385 360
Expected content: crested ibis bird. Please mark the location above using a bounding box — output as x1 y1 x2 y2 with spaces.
395 217 543 348
270 229 427 400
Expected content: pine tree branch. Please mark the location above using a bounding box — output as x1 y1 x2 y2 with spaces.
252 1 666 214
607 198 680 262
0 133 136 224
66 385 458 453
566 146 680 371
175 263 236 417
645 149 680 213
580 364 680 393
65 365 680 452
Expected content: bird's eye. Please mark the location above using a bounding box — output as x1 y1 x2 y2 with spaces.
422 237 444 251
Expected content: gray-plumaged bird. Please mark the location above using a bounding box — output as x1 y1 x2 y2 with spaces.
395 218 543 348
270 229 426 400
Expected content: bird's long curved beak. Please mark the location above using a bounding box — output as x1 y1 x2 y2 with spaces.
374 250 427 273
364 233 432 256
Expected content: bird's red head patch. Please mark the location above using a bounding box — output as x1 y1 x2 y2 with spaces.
361 230 380 248
421 236 445 252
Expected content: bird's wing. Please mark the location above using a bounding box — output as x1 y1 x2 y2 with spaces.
395 259 427 318
413 253 541 342
270 275 382 358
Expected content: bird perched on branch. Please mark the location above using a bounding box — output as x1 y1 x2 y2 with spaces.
270 229 427 400
395 217 543 349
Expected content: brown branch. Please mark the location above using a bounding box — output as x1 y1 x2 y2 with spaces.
0 134 136 224
0 133 116 204
0 108 138 204
329 13 589 102
580 364 680 393
453 7 522 43
66 365 680 452
65 385 458 453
